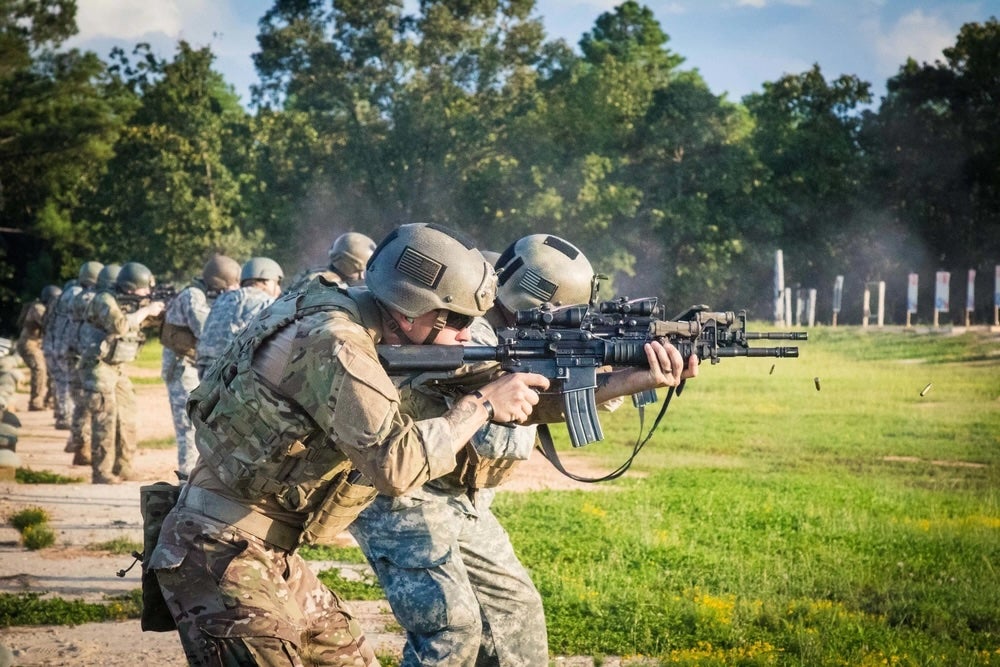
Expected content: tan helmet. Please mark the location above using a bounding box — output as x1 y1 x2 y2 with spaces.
328 232 376 278
202 255 241 291
365 223 496 317
494 234 594 311
240 257 284 283
78 261 104 288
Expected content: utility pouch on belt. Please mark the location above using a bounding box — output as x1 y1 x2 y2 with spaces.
100 334 142 364
139 482 181 632
456 443 521 489
299 469 378 545
160 321 197 358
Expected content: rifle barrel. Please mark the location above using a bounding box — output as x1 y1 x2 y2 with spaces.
745 331 808 340
717 346 799 358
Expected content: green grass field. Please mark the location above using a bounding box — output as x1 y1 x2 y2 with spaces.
493 326 1000 665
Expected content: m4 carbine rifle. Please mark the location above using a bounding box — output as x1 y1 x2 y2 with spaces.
377 298 806 448
117 284 178 316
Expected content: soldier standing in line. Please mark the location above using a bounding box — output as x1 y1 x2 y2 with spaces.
150 223 551 666
194 256 283 378
16 285 61 411
79 262 165 484
45 276 83 428
160 255 241 477
348 233 686 666
285 231 377 293
64 262 109 466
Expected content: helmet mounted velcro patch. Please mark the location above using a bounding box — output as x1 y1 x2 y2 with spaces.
397 246 445 288
517 268 557 303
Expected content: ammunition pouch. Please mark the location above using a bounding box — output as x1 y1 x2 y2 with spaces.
300 468 378 545
160 321 197 359
100 333 143 364
139 482 181 632
454 442 521 489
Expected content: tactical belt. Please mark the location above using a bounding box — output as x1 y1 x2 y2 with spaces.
177 484 301 552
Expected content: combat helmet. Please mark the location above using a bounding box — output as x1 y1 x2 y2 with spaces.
494 234 594 311
328 232 376 279
117 261 155 293
240 257 284 283
40 285 62 303
365 223 496 318
202 255 241 291
96 264 122 291
78 261 104 288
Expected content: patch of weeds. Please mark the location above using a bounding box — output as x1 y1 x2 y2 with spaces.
9 507 49 531
0 590 142 626
317 568 384 600
21 523 56 550
299 544 369 564
88 537 143 555
15 468 84 484
139 437 176 450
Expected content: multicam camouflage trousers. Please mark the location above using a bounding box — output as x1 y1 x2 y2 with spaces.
151 507 378 667
349 490 548 667
15 339 47 410
161 349 199 475
82 361 137 482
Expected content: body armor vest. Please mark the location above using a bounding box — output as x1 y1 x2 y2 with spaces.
187 279 379 544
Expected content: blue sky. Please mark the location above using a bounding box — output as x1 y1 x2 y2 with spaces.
67 1 997 107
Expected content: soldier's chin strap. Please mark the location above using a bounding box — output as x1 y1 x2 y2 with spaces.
536 384 680 483
377 304 447 345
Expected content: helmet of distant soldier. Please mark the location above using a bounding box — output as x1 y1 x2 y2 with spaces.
40 285 62 303
77 261 104 288
202 255 241 291
96 264 122 291
328 232 377 278
240 257 284 284
115 262 155 293
365 223 496 318
494 234 594 312
480 250 502 267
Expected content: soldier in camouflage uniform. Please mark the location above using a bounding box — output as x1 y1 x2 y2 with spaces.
349 234 650 666
160 255 241 476
79 262 165 483
194 256 283 379
150 223 554 667
16 285 61 411
285 231 377 293
64 262 109 466
46 277 83 428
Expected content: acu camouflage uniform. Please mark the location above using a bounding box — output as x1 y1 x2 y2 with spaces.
78 289 150 482
65 285 100 465
15 298 48 410
46 282 81 425
160 280 213 475
151 280 468 667
349 316 547 667
195 285 276 379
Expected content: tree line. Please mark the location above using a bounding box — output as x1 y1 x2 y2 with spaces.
2 0 998 330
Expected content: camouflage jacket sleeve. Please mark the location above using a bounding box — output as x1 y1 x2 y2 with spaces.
165 285 211 337
275 311 459 496
87 291 130 336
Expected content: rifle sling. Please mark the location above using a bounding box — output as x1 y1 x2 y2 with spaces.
536 385 678 483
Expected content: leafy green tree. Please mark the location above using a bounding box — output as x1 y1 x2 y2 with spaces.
252 0 549 268
0 0 125 317
744 65 874 320
866 18 1000 320
91 42 258 281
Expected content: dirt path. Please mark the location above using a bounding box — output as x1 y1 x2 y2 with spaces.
0 367 622 666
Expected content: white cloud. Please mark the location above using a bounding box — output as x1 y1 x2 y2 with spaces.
875 10 955 72
75 0 185 40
